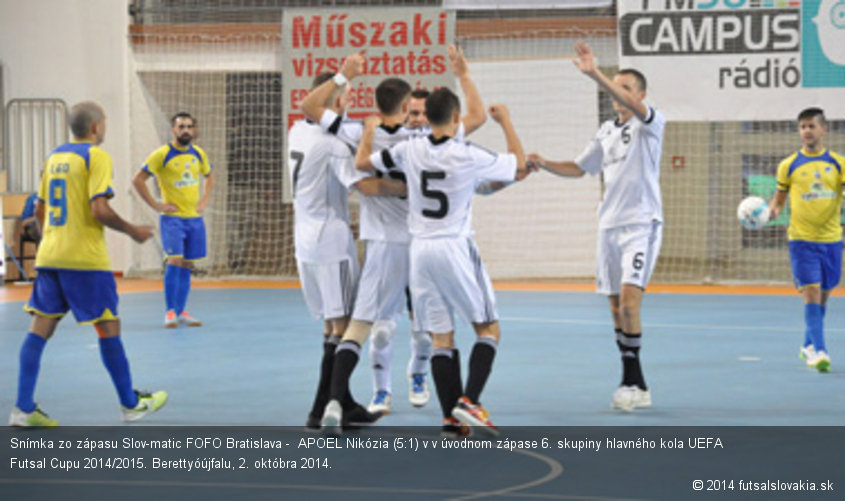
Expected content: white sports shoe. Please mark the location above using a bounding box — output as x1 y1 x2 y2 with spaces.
408 374 430 408
799 344 817 361
611 385 652 412
806 350 831 373
367 391 392 414
321 399 343 434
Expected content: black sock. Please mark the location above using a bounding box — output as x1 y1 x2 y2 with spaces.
465 339 497 403
329 341 360 410
431 348 462 419
617 331 646 390
310 335 339 417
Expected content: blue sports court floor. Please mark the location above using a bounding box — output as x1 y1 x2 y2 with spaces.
1 286 842 426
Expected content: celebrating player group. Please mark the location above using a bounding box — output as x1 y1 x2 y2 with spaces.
10 39 840 433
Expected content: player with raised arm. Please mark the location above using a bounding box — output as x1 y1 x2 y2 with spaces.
302 46 487 416
337 91 529 437
529 41 667 412
768 107 844 373
292 73 407 431
10 101 167 427
133 112 213 328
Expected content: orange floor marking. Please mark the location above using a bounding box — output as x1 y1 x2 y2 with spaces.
4 278 843 304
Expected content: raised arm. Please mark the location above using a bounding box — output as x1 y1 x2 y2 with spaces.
572 41 649 121
450 45 486 135
488 104 526 175
355 115 381 173
301 53 365 123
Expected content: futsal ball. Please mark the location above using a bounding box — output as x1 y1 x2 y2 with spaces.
737 196 770 230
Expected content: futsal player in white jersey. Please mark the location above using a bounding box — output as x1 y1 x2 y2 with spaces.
348 92 529 437
291 73 407 430
302 47 487 416
529 41 666 412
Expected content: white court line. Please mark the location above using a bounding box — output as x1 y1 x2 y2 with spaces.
500 316 845 334
446 447 564 501
0 478 639 500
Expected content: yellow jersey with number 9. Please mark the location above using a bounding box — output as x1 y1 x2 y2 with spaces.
776 148 845 243
36 140 115 270
141 143 212 218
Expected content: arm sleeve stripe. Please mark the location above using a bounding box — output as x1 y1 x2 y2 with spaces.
643 106 655 124
328 115 343 135
381 150 396 169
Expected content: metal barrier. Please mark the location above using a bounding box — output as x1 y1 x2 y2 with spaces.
4 98 67 192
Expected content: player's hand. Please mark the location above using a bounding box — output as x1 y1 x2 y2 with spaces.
341 53 365 80
448 45 469 78
364 115 382 130
527 152 545 170
158 203 178 213
130 224 155 244
515 167 532 181
572 40 597 75
488 104 511 124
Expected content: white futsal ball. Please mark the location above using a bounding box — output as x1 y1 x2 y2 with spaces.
737 196 770 230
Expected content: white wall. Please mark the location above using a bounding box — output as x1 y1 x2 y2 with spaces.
0 0 132 270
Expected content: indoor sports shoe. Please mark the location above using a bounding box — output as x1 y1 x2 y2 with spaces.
408 373 430 408
799 344 817 361
121 390 169 422
321 399 343 435
305 414 321 433
164 310 178 328
368 390 392 414
440 417 471 439
344 404 385 427
806 350 831 373
452 396 499 436
611 385 652 412
9 406 59 428
179 311 202 327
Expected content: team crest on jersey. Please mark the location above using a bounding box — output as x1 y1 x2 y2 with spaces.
174 171 198 188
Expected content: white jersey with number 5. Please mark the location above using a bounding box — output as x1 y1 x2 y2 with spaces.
575 106 666 229
288 119 366 264
370 135 517 239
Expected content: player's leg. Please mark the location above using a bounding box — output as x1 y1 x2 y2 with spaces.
406 288 433 408
10 314 61 427
790 241 829 371
368 318 396 412
177 217 207 326
437 238 500 435
94 320 168 421
429 330 469 437
306 320 340 431
13 270 67 427
611 223 661 411
160 215 186 326
803 241 840 372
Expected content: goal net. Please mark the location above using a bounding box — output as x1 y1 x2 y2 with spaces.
127 1 845 285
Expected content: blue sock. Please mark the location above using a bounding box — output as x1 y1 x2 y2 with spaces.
176 266 191 314
805 303 825 352
164 264 181 312
806 304 827 347
16 333 47 413
98 337 138 408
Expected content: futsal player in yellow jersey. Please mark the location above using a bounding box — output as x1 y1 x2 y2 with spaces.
10 102 168 427
133 112 214 328
769 107 845 373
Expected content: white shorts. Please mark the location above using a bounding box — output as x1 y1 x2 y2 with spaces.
352 241 410 322
410 237 498 334
297 256 359 320
596 221 663 295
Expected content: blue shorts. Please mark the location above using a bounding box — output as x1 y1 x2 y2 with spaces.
788 240 843 291
160 215 207 261
25 269 119 324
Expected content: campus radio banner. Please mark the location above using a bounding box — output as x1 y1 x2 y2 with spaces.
282 8 456 125
618 0 845 121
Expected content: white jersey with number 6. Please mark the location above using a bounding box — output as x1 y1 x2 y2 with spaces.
575 106 666 229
